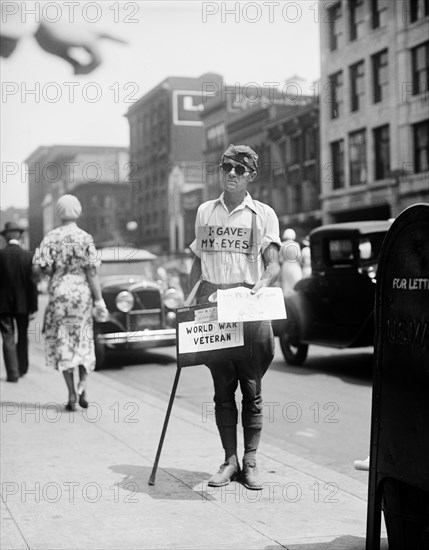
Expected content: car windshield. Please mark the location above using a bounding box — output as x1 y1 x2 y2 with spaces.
311 231 387 270
328 239 354 265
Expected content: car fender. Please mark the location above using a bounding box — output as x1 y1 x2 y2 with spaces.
286 291 313 341
273 290 311 342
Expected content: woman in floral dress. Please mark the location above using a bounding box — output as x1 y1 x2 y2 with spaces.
33 195 108 410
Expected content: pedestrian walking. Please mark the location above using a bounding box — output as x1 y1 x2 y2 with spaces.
32 195 108 411
279 228 303 296
300 236 311 278
0 221 38 382
189 144 281 490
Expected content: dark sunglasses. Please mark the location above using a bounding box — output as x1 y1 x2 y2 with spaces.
220 162 248 176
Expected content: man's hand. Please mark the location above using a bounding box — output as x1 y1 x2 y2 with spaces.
250 243 280 295
34 21 127 74
29 312 37 321
250 279 269 295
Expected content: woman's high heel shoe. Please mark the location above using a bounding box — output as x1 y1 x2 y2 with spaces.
65 400 76 411
78 391 89 409
77 380 89 409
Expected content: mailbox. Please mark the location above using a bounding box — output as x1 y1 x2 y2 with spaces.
366 204 429 549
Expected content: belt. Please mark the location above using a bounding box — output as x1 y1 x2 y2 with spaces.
201 281 253 290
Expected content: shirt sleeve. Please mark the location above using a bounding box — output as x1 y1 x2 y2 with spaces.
189 205 203 258
32 235 54 269
81 235 101 270
261 206 281 253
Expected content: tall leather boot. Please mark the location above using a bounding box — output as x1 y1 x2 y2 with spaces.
242 427 263 490
208 425 239 487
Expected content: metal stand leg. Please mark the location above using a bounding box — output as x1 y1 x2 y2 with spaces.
148 366 182 486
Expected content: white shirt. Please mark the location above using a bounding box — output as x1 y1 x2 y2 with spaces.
280 240 303 294
190 192 280 285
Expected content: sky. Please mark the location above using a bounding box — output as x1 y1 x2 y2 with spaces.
1 0 321 210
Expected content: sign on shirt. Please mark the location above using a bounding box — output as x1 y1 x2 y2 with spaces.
196 225 259 253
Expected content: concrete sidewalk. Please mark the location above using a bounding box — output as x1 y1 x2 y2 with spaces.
1 340 388 549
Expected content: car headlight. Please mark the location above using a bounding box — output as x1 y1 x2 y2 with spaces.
115 291 134 312
359 265 377 283
164 287 184 309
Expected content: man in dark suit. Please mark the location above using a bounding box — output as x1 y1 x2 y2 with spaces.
0 222 38 381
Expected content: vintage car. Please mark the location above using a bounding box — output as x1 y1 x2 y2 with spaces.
94 247 185 369
273 220 393 366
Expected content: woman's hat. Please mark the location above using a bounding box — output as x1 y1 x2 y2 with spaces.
282 228 296 241
55 194 82 220
0 221 24 236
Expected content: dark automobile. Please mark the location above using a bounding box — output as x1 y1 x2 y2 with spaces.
274 220 393 365
94 247 185 368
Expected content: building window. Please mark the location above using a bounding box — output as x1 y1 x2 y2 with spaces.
290 135 301 164
287 170 302 212
349 130 367 185
409 0 429 23
206 122 225 150
143 115 149 151
328 3 342 51
350 61 365 112
349 0 364 41
303 163 316 184
372 0 388 28
413 120 429 173
373 125 390 180
130 123 138 155
331 139 344 189
304 128 316 160
372 49 389 103
329 71 343 118
302 164 318 211
411 42 429 95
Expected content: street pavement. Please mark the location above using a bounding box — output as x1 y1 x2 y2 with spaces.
1 329 388 549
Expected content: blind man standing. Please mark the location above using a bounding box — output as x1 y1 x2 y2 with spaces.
189 144 281 490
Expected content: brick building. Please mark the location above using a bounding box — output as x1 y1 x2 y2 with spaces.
125 73 223 253
25 145 130 249
319 0 428 223
199 86 244 201
199 82 321 242
225 100 298 207
265 100 321 239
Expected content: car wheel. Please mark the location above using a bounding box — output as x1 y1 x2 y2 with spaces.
279 332 309 365
94 337 106 370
